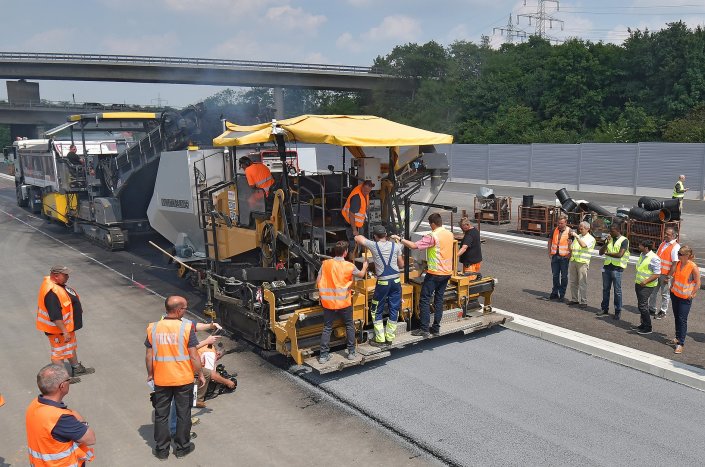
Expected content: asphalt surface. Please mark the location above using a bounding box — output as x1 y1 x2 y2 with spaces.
305 328 705 466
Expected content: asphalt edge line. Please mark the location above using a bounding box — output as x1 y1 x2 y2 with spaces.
497 307 705 392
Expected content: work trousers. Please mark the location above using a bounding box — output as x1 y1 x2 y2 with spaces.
648 276 671 315
635 284 654 331
671 293 693 346
319 306 355 355
419 274 451 332
370 279 402 342
601 268 623 315
154 383 193 453
550 255 570 299
568 261 589 305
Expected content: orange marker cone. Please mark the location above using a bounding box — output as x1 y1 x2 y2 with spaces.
0 393 5 407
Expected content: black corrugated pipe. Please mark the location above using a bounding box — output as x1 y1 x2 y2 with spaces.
562 199 578 212
581 202 613 218
629 206 662 222
658 209 672 222
661 198 681 220
555 188 571 204
638 196 661 211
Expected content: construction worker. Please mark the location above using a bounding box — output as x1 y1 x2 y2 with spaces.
239 156 274 195
342 179 375 240
566 221 595 308
394 212 454 338
354 224 404 346
597 224 629 320
457 216 482 277
66 144 82 166
145 296 206 460
36 266 94 384
632 240 661 335
649 227 680 320
543 214 571 302
667 245 700 354
317 241 368 363
26 363 96 467
672 174 688 199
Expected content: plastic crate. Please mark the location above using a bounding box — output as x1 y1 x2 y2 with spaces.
474 196 512 224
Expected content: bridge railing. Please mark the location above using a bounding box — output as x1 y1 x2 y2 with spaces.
0 52 385 75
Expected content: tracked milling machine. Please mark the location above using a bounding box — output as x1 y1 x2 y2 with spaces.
148 115 512 372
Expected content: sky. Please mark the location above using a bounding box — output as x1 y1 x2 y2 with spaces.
1 0 704 108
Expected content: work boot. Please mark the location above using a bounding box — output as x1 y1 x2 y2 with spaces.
68 376 81 384
346 350 357 361
368 339 386 347
174 442 195 459
72 363 95 376
410 329 430 338
318 353 331 364
191 416 200 425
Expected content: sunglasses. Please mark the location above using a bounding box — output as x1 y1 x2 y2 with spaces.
678 252 688 256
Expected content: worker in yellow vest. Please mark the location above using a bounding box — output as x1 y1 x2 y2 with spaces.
672 174 688 199
145 296 206 460
566 221 595 308
632 240 661 335
317 241 368 364
395 212 454 338
597 224 629 320
543 214 572 301
25 364 96 467
649 227 680 320
667 245 700 354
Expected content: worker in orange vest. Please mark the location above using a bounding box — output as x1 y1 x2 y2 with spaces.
239 156 274 194
342 179 375 240
317 241 368 364
26 363 96 466
36 266 94 384
649 226 680 320
543 214 572 302
667 245 700 354
146 295 206 460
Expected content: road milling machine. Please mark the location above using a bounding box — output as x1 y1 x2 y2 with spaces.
148 115 511 372
12 108 204 249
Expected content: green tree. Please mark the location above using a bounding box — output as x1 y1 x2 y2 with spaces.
663 105 705 142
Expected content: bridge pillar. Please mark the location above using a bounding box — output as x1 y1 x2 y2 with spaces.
273 87 284 120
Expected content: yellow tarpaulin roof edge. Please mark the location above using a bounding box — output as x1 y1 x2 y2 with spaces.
212 114 453 147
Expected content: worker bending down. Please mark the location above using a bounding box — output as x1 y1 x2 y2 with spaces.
355 224 404 346
317 241 368 363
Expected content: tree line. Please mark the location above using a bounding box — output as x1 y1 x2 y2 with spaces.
203 21 705 144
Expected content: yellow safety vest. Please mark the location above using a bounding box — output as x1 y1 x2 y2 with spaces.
635 251 658 287
427 226 454 276
570 233 594 264
604 236 629 269
672 180 685 199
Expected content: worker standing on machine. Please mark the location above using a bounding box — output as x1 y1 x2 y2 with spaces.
317 241 368 364
354 225 404 346
239 156 275 211
342 180 374 240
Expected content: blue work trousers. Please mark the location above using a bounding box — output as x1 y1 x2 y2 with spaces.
671 293 693 346
550 255 569 299
370 279 402 323
419 274 451 332
601 268 623 314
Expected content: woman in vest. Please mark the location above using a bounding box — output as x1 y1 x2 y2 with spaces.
632 240 661 335
666 245 700 354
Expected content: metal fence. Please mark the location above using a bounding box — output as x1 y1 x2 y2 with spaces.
445 143 705 200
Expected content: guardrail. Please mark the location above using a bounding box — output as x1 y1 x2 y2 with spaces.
0 100 168 111
0 52 385 75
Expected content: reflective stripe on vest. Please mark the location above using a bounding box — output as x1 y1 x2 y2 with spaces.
657 241 676 274
25 398 85 467
375 241 399 280
551 228 570 256
427 227 454 276
245 163 274 194
36 277 76 334
672 180 685 199
341 185 368 228
318 258 355 309
604 236 629 269
147 318 194 387
635 251 659 287
570 234 594 263
671 261 697 298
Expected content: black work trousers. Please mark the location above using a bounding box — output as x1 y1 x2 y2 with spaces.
635 284 653 331
319 306 355 355
154 383 193 453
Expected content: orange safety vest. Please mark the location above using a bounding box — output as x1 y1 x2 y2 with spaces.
550 228 570 257
656 241 677 275
427 226 454 276
36 277 76 334
671 260 697 299
341 185 368 228
245 163 274 195
26 398 95 466
318 258 355 309
147 318 195 387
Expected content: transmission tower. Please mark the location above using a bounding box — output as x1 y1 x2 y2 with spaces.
493 14 529 44
517 0 564 42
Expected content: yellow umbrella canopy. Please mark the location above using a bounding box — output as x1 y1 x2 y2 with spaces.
213 114 453 147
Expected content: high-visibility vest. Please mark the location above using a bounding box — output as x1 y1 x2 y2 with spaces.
36 277 75 334
672 180 685 199
550 228 571 257
427 226 454 276
341 185 368 228
635 251 659 287
26 398 95 466
570 233 594 264
147 318 195 387
656 241 677 274
245 163 274 195
604 236 629 269
671 260 697 299
318 258 355 310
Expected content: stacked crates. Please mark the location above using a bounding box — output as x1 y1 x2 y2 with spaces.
627 220 681 252
517 204 557 236
474 196 511 224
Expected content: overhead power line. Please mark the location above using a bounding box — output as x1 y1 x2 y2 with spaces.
517 0 565 43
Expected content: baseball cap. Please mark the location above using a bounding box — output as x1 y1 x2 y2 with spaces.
50 265 71 274
372 225 387 236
